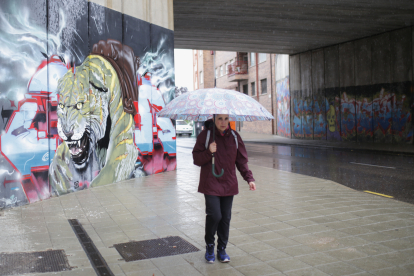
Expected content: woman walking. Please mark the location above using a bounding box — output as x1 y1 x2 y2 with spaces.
192 114 256 263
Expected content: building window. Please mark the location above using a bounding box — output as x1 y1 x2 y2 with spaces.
261 78 267 94
225 62 229 75
243 84 248 95
195 77 198 89
250 52 255 66
200 71 203 84
251 82 256 96
199 51 202 57
220 65 224 76
215 67 218 78
258 53 267 63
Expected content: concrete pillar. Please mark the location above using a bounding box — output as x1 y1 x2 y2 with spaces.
275 54 290 138
372 33 391 84
300 52 313 139
88 0 174 30
339 42 356 142
290 54 302 138
339 42 355 88
354 37 373 142
324 45 341 141
324 46 339 89
390 27 413 144
355 38 372 86
275 55 289 81
390 28 412 82
312 49 325 140
372 33 392 143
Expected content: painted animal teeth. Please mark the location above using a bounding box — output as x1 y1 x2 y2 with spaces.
65 140 81 146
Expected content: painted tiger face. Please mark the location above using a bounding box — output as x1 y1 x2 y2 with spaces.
56 56 117 168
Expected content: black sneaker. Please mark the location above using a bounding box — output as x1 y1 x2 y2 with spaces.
217 247 230 263
205 244 215 263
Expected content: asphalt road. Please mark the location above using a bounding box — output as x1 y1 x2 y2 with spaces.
177 137 414 205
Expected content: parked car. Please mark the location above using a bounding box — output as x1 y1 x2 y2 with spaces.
175 120 193 136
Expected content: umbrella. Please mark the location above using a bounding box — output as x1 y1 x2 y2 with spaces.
158 88 274 177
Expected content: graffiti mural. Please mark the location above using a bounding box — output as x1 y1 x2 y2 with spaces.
326 88 341 141
392 82 413 144
302 91 313 139
340 88 356 142
276 77 290 137
356 86 373 142
313 88 326 139
372 84 392 143
291 90 303 138
0 0 176 208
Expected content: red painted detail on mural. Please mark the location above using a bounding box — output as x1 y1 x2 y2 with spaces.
30 171 50 201
133 101 141 129
3 180 18 185
137 74 142 86
31 165 49 172
27 56 68 92
9 100 16 108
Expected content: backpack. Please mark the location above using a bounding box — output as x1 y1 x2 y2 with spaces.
205 129 238 149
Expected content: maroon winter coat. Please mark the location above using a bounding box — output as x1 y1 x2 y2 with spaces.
192 120 255 196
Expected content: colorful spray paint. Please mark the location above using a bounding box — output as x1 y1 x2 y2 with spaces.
0 0 176 208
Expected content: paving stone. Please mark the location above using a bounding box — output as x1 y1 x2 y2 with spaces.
297 252 340 266
266 257 311 273
346 256 394 271
235 262 280 276
283 267 330 276
316 261 363 276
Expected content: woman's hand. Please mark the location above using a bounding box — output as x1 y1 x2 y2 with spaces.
248 182 256 191
209 142 217 153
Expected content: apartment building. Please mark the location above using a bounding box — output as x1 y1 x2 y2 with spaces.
193 50 276 134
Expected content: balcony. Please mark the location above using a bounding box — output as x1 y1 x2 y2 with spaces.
227 55 248 82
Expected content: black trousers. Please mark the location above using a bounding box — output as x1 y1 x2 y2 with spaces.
204 194 234 249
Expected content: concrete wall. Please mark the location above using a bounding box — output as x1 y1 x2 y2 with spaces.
89 0 174 31
275 55 290 137
0 0 175 209
289 26 414 144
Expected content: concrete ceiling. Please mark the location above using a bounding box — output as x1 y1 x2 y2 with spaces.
173 0 414 54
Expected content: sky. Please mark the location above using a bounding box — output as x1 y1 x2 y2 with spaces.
174 49 193 91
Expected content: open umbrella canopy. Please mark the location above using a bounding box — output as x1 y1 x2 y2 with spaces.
158 88 274 121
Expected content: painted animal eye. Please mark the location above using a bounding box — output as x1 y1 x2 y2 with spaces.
76 102 83 110
59 103 64 109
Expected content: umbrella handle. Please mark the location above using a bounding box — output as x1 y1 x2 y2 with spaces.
212 154 224 178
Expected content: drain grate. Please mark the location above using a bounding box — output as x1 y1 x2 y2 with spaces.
0 249 71 275
68 219 114 276
114 236 200 262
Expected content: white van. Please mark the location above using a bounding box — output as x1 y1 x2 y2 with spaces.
175 120 193 136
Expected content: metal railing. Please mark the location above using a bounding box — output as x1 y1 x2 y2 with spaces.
227 59 248 77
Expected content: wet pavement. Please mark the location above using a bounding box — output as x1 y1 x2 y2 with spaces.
244 143 414 205
0 135 413 276
179 135 414 204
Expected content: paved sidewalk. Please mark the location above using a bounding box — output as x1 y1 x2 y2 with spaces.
0 146 414 275
239 132 414 156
